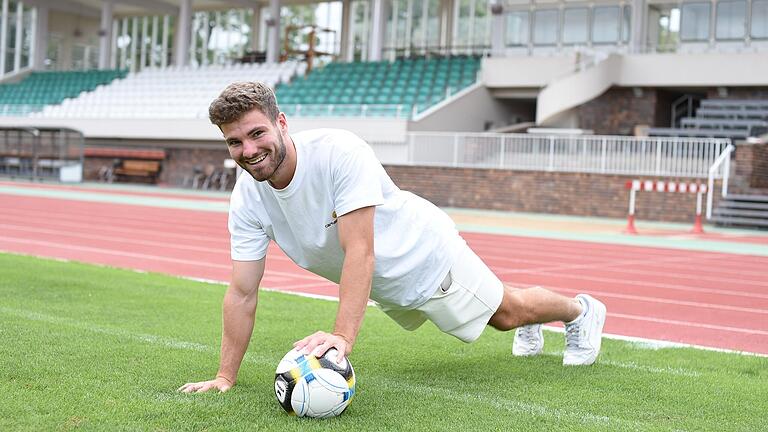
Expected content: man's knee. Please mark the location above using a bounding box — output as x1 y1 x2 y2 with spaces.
488 288 532 331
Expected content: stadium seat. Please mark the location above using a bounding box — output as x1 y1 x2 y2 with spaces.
274 56 481 119
31 62 304 119
0 70 126 116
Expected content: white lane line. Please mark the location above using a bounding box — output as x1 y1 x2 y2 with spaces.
607 312 768 336
530 284 768 315
0 237 325 283
494 256 768 287
503 270 768 300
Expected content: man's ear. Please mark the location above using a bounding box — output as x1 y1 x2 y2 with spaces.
276 112 288 132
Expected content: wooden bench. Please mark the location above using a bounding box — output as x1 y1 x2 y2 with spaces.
113 159 161 183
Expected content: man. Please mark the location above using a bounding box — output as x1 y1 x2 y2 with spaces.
178 82 606 394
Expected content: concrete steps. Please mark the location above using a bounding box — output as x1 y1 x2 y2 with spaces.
712 194 768 229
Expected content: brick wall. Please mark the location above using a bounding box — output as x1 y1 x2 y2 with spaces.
730 141 768 193
384 165 714 223
578 87 666 134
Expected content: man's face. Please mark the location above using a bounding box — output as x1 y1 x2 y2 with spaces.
221 109 288 183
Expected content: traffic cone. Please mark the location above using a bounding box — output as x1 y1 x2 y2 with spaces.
691 214 705 234
624 214 638 234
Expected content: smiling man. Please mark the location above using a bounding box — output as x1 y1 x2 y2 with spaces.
178 82 607 394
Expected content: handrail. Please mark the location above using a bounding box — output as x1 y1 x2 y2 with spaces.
706 143 735 219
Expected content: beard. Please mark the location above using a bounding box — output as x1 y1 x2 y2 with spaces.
243 133 287 184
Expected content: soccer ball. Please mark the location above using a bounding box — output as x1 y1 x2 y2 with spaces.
274 348 356 418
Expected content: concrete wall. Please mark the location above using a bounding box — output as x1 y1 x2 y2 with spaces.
408 85 526 132
482 55 576 88
484 52 768 89
0 117 409 143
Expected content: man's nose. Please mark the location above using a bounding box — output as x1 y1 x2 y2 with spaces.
242 139 258 158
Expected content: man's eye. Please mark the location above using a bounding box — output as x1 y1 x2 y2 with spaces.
228 141 241 147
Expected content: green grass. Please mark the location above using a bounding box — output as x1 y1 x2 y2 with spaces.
1 253 766 431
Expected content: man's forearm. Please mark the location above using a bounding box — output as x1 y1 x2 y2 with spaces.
333 248 374 345
218 287 258 382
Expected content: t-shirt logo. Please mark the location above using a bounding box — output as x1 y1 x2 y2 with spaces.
324 211 338 228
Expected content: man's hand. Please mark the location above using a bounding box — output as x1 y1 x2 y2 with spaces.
177 376 234 394
293 331 352 362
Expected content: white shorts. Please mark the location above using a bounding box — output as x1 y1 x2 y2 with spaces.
378 243 504 343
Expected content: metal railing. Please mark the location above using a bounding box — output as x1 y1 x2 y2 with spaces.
706 144 735 219
0 127 85 182
370 132 732 179
281 104 413 119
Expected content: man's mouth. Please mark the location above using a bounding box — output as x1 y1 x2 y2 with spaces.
247 153 268 166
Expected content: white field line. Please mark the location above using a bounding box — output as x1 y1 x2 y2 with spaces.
0 305 649 429
0 237 323 282
544 325 768 358
4 251 766 354
538 351 701 378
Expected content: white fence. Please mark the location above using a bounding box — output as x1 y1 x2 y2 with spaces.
371 132 732 179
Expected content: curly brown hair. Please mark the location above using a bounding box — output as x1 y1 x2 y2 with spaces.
208 81 280 126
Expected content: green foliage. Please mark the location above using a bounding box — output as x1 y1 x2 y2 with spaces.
1 253 766 431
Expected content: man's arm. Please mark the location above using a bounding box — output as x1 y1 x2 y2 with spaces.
293 206 375 359
178 258 265 393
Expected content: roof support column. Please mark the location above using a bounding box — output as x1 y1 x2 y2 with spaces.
339 0 351 62
630 0 647 54
98 0 114 69
174 0 192 66
369 0 385 61
0 0 9 76
266 0 280 64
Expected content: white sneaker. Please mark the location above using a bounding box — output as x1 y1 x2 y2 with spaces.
563 294 606 366
512 324 544 356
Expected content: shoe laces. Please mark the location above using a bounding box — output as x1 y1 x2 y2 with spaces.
519 325 539 343
565 322 581 350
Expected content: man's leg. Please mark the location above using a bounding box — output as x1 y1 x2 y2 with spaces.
488 285 606 365
488 285 581 330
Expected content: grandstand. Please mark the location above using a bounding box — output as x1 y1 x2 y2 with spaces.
35 62 303 119
0 70 126 116
0 0 766 226
275 56 481 118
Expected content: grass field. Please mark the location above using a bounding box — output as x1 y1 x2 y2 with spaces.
1 252 766 431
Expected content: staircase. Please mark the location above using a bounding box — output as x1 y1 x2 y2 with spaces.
650 99 768 141
712 194 768 229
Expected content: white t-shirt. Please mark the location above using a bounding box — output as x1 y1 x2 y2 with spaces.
228 128 465 309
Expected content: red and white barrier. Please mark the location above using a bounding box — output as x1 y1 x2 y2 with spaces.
624 180 707 234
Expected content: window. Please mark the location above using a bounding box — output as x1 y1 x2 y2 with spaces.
716 0 746 39
680 2 711 41
505 10 529 46
622 5 632 43
752 0 768 38
533 9 558 45
592 6 620 43
563 8 588 44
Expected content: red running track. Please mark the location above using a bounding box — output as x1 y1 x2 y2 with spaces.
2 192 767 354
